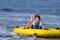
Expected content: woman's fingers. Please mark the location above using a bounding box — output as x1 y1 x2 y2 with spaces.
32 15 35 19
30 15 35 19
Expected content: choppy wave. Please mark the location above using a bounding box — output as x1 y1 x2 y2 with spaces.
0 12 60 27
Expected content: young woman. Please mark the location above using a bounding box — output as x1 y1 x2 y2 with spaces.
25 15 44 29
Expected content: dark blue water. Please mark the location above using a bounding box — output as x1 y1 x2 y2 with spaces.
0 0 60 40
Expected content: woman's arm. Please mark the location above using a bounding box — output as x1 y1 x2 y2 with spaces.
42 24 44 29
25 15 34 28
25 19 32 28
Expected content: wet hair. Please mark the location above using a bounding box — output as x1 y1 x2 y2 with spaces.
35 15 41 20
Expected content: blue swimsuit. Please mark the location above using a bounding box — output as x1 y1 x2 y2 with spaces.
32 20 42 28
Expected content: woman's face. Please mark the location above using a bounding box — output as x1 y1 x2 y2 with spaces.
35 17 40 23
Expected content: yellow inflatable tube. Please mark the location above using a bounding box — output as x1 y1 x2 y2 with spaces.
13 28 60 38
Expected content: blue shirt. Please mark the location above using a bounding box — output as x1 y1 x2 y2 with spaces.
32 20 42 28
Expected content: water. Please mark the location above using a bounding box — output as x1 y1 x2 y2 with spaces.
0 0 60 40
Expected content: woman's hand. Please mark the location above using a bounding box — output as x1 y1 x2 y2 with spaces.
30 15 35 21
